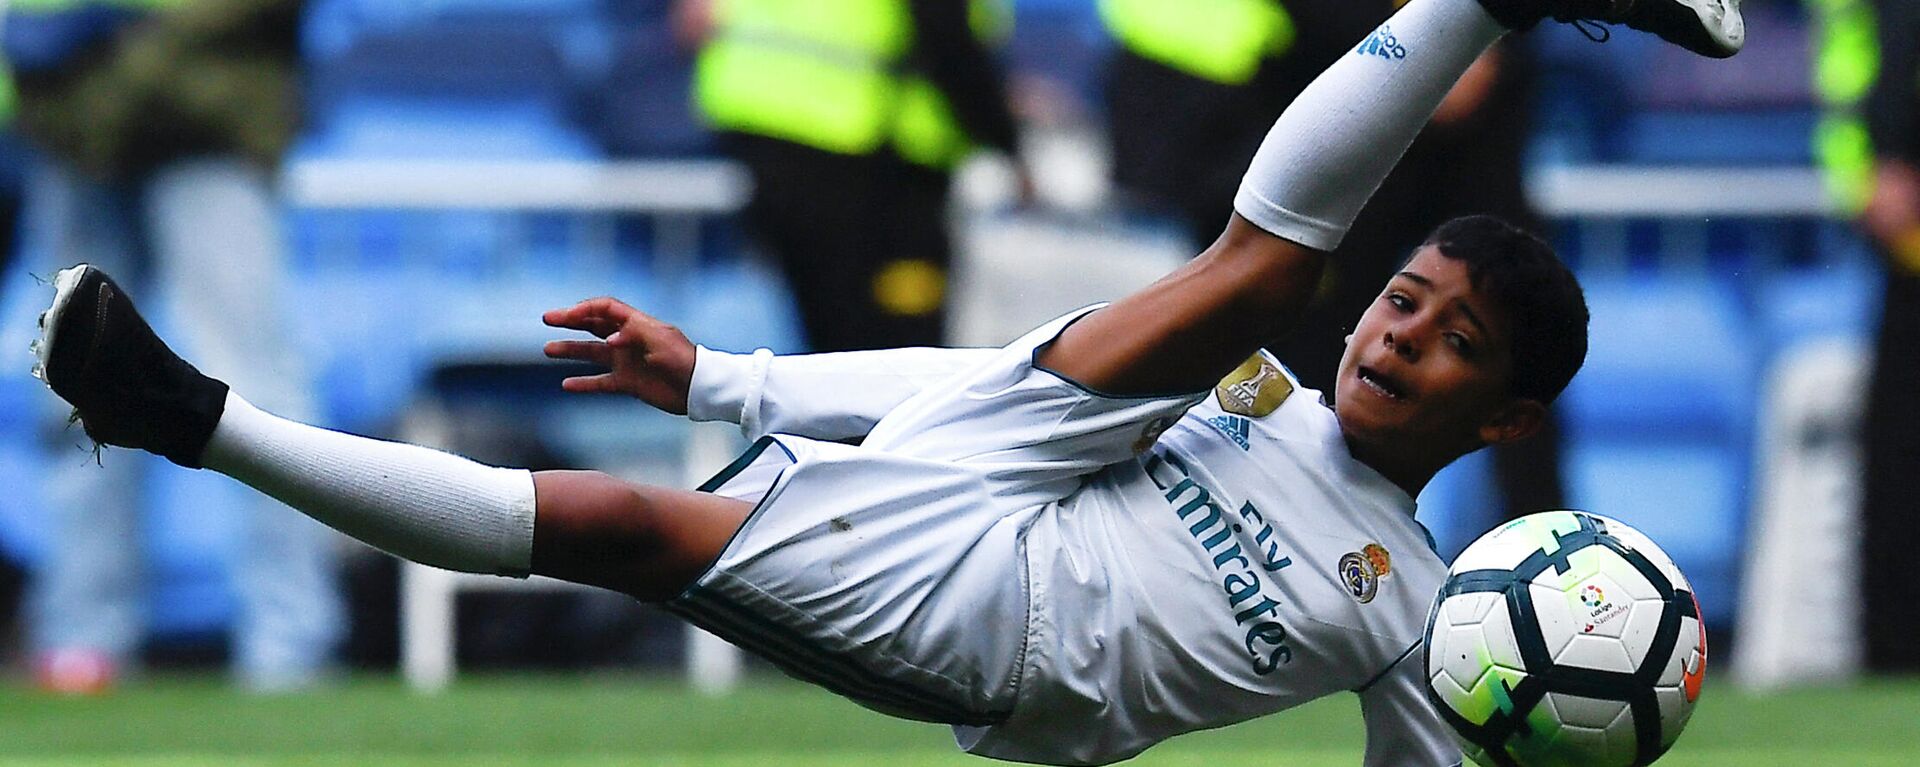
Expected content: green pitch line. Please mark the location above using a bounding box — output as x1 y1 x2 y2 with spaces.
0 674 1915 766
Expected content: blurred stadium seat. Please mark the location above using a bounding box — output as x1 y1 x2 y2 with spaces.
1616 110 1817 165
144 467 246 639
298 0 605 163
1560 276 1758 628
1754 243 1881 350
0 271 56 572
1414 449 1497 561
592 2 712 157
1615 3 1815 165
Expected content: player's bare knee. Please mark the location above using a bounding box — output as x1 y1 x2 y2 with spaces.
531 471 739 602
532 471 676 581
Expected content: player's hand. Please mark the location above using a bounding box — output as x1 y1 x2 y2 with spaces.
1864 161 1920 274
670 0 716 50
542 297 695 415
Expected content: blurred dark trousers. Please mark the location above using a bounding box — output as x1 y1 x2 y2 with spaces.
725 134 953 352
1861 266 1920 671
0 187 17 277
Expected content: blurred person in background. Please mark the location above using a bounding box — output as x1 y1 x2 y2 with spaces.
1102 0 1566 520
1100 0 1379 250
676 0 1029 351
4 0 342 692
0 64 32 647
0 66 25 278
1833 0 1920 673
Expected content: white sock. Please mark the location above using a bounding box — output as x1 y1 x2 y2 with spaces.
1234 0 1510 251
202 392 537 576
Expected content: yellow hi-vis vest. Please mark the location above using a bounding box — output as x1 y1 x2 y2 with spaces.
1811 0 1880 214
3 0 183 127
1098 0 1294 86
695 0 1006 170
0 67 13 129
7 0 179 10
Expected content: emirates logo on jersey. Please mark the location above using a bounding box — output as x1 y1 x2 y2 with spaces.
1145 452 1298 676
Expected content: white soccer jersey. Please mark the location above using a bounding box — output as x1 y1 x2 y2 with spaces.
688 344 1461 766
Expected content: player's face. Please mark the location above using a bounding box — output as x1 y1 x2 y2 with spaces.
1334 246 1538 460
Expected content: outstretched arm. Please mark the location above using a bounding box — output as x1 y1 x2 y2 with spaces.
1038 0 1512 396
1034 216 1323 396
687 345 999 441
543 297 996 441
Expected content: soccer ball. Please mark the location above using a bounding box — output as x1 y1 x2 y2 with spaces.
1424 511 1707 767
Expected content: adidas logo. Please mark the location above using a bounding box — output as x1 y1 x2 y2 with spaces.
1355 24 1408 60
1206 415 1252 451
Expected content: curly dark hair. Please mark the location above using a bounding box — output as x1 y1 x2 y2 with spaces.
1420 215 1589 403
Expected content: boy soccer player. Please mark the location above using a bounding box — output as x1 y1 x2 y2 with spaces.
33 0 1741 764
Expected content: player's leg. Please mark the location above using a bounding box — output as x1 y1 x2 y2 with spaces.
528 471 749 601
211 393 747 600
34 265 748 602
1037 0 1744 397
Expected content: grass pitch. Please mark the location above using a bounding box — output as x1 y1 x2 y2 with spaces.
1 673 1915 766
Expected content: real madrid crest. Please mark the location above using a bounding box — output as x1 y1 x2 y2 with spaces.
1215 354 1292 418
1338 543 1393 603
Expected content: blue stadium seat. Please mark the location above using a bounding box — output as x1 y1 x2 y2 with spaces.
311 22 567 96
1415 449 1498 562
303 0 604 67
0 438 49 568
144 465 245 639
298 0 610 162
1754 251 1881 352
1599 3 1815 167
1615 110 1817 165
1529 3 1813 164
682 259 808 355
287 271 442 432
590 17 711 157
1525 23 1659 163
1560 275 1756 628
0 268 59 570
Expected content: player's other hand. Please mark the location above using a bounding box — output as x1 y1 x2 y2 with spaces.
1865 161 1920 274
542 297 694 415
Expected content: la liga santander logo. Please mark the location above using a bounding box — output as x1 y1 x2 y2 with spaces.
1579 584 1605 609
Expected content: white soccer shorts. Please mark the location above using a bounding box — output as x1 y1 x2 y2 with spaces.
666 308 1206 725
